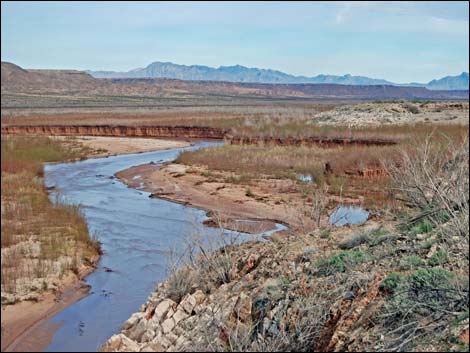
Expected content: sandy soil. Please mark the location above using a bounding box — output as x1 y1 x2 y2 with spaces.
115 163 359 234
1 258 97 352
53 135 192 157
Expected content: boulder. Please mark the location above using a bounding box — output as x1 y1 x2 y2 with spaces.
154 299 176 322
141 329 156 343
127 319 147 341
122 312 143 330
162 318 175 334
99 334 140 352
193 290 206 305
140 342 165 352
179 294 197 314
172 308 189 325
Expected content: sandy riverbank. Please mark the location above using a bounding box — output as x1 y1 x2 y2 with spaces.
1 257 98 352
115 162 340 234
53 135 192 158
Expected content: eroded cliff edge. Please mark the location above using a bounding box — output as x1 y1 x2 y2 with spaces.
1 125 398 147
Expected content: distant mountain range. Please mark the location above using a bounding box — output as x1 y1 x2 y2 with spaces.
2 61 468 101
88 62 469 91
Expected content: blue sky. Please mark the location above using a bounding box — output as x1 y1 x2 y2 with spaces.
1 1 468 83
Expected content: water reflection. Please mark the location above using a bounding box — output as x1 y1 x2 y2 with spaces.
329 205 369 226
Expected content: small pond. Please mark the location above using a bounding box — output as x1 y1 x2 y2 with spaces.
329 205 369 226
297 174 313 183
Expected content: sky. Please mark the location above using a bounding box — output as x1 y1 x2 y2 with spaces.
1 1 469 83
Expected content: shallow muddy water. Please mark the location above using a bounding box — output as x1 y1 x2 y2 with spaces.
42 141 285 352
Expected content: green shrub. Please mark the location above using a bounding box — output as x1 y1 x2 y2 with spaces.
410 219 434 235
429 248 449 266
315 250 369 276
408 268 454 289
381 272 405 290
399 255 424 270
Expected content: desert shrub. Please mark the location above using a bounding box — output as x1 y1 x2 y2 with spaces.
310 185 329 228
319 228 331 239
428 248 449 266
164 267 197 303
338 227 390 250
197 247 235 287
379 268 469 351
403 102 421 114
386 133 469 259
399 255 424 270
245 188 255 198
381 272 406 291
409 219 434 235
368 229 395 247
165 221 239 297
315 250 369 276
224 174 252 184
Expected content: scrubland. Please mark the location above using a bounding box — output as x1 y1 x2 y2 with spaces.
2 98 468 351
103 129 469 352
3 100 467 132
101 100 468 352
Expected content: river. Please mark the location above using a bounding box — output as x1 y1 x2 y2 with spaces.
42 141 285 352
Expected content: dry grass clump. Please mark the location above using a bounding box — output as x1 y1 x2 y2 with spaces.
1 135 78 175
1 135 100 303
176 142 397 211
165 223 240 302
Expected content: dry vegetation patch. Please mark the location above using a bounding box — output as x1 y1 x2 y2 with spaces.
176 123 467 208
1 135 100 305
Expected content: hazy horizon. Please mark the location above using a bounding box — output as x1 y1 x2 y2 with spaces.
1 1 469 83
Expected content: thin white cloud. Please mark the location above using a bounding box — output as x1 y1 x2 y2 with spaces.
328 1 469 36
